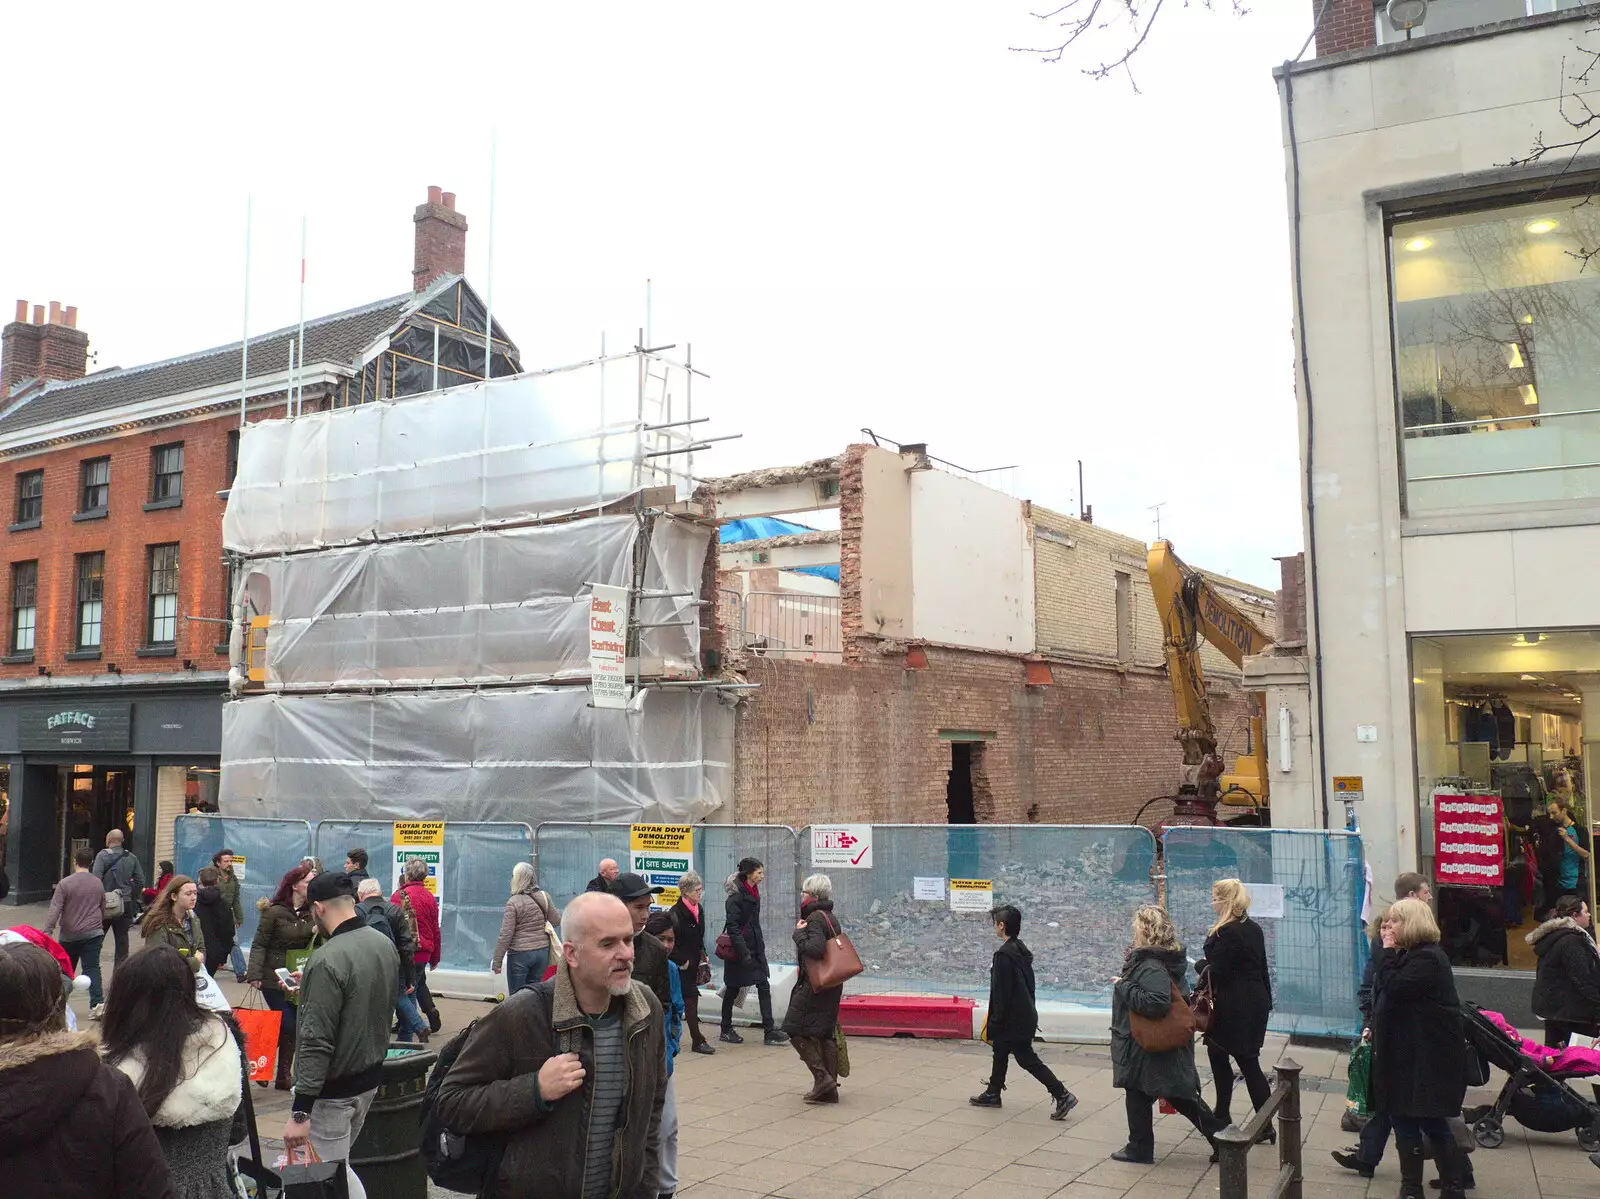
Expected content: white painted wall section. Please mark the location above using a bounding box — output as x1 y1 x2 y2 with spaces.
908 469 1035 653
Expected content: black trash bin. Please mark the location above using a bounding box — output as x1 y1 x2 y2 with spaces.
349 1044 437 1199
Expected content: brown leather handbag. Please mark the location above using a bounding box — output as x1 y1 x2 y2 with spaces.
1128 980 1198 1053
804 913 863 991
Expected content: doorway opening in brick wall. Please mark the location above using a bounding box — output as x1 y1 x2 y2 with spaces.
944 737 995 824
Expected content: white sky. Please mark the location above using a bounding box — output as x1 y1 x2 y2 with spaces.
2 2 1314 588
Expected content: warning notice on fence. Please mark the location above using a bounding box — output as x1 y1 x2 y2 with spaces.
949 878 994 913
811 824 872 869
1433 793 1504 886
629 824 692 909
393 821 445 897
629 825 693 854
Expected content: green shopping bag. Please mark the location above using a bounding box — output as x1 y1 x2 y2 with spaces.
1345 1037 1371 1116
283 934 323 1007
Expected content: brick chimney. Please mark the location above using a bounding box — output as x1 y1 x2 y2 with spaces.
413 185 468 292
2 299 89 399
1312 0 1376 57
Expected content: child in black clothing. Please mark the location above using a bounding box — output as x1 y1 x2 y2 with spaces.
971 904 1078 1120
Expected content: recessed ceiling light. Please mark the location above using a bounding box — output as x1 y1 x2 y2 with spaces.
1403 236 1433 252
1526 218 1560 235
1521 673 1540 681
1524 631 1543 644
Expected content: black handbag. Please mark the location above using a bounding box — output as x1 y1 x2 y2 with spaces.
281 1158 348 1199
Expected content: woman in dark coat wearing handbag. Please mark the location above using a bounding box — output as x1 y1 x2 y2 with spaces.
782 874 846 1103
669 871 714 1054
1110 906 1223 1165
720 857 788 1046
1370 897 1469 1199
1197 879 1274 1131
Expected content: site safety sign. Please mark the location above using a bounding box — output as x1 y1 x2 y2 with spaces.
630 823 693 908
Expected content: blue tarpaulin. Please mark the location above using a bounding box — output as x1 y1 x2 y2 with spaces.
718 517 840 582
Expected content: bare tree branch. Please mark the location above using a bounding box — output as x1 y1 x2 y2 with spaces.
1010 0 1248 87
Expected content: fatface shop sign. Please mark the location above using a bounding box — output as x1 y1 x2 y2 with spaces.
20 702 132 752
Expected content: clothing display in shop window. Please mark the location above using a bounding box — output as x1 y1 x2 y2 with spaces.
1491 701 1515 760
1461 705 1500 757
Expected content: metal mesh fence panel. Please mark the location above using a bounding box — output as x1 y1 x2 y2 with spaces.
313 820 535 974
697 826 800 961
1162 827 1365 1038
534 823 633 914
173 816 313 951
799 824 1158 1005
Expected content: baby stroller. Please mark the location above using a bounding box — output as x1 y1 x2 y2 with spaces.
1461 1005 1600 1152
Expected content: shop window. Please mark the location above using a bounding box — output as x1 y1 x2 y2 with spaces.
225 430 239 490
147 543 179 646
1393 194 1600 516
10 560 35 654
150 442 184 505
78 457 108 515
75 552 104 651
13 470 42 526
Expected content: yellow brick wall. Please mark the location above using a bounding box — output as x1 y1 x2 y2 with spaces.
1031 506 1274 684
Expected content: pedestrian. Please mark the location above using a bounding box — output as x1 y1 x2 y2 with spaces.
1552 804 1591 902
645 909 686 1199
140 877 205 975
493 861 560 994
92 828 145 966
393 857 443 1033
0 941 178 1199
143 861 174 907
668 870 714 1055
1334 874 1446 1181
1369 897 1470 1199
1198 879 1273 1133
969 903 1078 1121
193 868 236 978
1528 894 1600 1049
42 846 109 1017
355 878 427 1043
342 848 371 890
719 857 788 1046
1109 905 1221 1164
282 872 399 1199
244 863 317 1090
212 850 248 981
781 873 848 1104
610 873 674 1009
433 892 667 1199
100 945 247 1199
587 857 622 893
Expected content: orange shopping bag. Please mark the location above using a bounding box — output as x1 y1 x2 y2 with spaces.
235 996 282 1084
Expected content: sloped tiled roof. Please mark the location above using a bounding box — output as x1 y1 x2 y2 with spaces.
0 280 453 438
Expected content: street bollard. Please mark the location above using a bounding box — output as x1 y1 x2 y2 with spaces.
1216 1057 1302 1199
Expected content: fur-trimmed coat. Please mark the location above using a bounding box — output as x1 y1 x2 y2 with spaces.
1529 917 1600 1026
0 1030 176 1199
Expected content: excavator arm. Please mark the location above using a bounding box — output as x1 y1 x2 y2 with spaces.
1147 540 1274 816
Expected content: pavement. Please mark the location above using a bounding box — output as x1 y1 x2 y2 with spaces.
11 899 1600 1198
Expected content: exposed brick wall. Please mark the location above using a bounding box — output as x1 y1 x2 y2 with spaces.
413 187 468 292
730 647 1250 828
0 406 281 677
1276 553 1307 647
836 444 866 663
1314 0 1376 57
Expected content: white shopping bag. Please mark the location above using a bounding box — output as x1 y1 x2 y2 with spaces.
194 964 232 1013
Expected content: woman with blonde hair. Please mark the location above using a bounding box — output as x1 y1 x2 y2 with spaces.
1197 879 1273 1132
139 876 204 975
1369 897 1468 1199
492 861 559 994
1110 905 1222 1164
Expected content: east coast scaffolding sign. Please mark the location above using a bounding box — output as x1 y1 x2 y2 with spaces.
590 584 632 709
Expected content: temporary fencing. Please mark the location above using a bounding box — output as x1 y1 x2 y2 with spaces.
172 816 314 950
1162 827 1366 1038
534 823 801 959
313 820 535 974
800 824 1160 1007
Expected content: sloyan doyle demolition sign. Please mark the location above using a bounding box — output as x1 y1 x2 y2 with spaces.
630 824 692 908
393 821 445 897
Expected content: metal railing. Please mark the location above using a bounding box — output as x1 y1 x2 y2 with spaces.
1216 1060 1303 1199
721 591 843 662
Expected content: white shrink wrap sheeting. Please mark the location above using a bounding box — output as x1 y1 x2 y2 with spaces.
244 516 709 690
223 357 693 555
219 685 732 825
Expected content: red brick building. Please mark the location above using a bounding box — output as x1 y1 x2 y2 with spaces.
0 187 520 903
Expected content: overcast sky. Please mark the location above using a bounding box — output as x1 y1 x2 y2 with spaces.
3 2 1313 587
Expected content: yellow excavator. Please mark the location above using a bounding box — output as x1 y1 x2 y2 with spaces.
1145 540 1274 826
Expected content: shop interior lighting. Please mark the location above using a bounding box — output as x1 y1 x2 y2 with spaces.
1523 631 1543 644
1403 236 1433 252
1525 218 1560 235
1506 342 1526 369
1521 384 1540 407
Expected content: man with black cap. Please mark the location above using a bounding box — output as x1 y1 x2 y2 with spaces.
610 872 674 1012
282 871 399 1199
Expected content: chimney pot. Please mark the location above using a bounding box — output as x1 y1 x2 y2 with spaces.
63 306 78 329
47 301 61 325
413 186 468 292
12 300 26 324
31 305 44 325
427 185 444 206
442 191 456 211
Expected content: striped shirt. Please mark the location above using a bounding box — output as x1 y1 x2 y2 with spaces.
582 1010 625 1199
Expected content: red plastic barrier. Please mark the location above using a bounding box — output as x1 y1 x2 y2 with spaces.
838 994 976 1039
